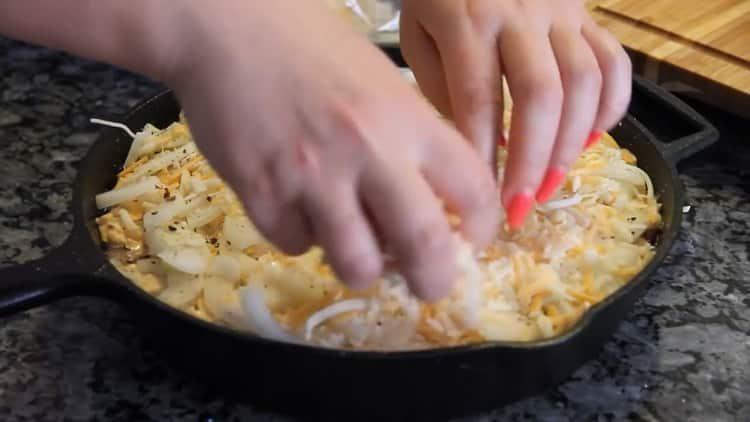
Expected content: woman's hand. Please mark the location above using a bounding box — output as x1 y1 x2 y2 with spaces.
401 0 632 228
163 1 500 300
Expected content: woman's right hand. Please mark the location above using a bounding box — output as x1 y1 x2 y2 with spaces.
162 1 500 300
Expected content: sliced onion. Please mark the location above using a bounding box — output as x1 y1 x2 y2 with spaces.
126 143 198 182
186 205 223 229
179 170 191 195
223 215 265 250
157 274 203 308
135 257 164 275
209 255 241 282
203 276 250 330
539 195 582 212
143 194 187 230
117 208 141 238
572 175 582 193
239 285 297 343
123 123 160 167
157 247 208 274
455 238 481 329
144 227 206 255
203 178 223 192
536 314 555 338
95 176 160 209
191 176 206 193
305 299 368 340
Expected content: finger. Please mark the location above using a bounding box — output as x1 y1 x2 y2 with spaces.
361 160 457 302
499 27 564 228
432 24 503 174
421 122 500 249
583 20 632 135
400 13 453 117
266 206 314 255
302 181 383 290
537 27 602 203
239 172 314 255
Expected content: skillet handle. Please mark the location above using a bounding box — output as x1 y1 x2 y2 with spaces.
0 233 102 317
630 75 719 164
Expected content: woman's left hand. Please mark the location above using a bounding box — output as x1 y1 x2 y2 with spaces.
401 0 632 228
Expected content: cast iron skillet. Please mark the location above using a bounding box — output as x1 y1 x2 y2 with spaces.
0 72 717 420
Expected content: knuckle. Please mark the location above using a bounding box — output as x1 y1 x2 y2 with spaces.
466 0 499 36
520 77 563 111
601 82 631 126
599 36 632 74
458 83 495 115
601 92 631 127
564 62 602 94
614 49 633 75
325 95 376 156
272 139 321 201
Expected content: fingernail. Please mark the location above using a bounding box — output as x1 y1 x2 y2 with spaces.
535 167 566 203
585 131 603 150
506 192 534 229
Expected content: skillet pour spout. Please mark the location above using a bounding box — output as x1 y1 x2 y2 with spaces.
0 72 718 420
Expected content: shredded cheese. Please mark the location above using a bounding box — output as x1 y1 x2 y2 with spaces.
97 117 662 351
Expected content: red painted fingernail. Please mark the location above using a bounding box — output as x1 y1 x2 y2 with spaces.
535 167 566 203
585 131 603 149
506 192 534 229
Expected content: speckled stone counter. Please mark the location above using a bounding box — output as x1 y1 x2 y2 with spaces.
1 38 748 422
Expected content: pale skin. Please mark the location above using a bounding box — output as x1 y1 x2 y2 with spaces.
0 0 630 301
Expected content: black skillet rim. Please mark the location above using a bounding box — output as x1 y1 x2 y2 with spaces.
79 88 682 360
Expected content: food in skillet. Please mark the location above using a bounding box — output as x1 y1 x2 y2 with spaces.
93 110 661 350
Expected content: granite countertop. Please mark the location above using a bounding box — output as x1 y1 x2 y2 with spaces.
0 37 748 422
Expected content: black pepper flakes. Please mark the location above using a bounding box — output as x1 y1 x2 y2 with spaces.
151 211 158 215
168 225 177 232
210 238 218 245
163 189 170 199
206 196 213 203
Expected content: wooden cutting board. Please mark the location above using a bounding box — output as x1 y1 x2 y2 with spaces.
587 0 750 118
